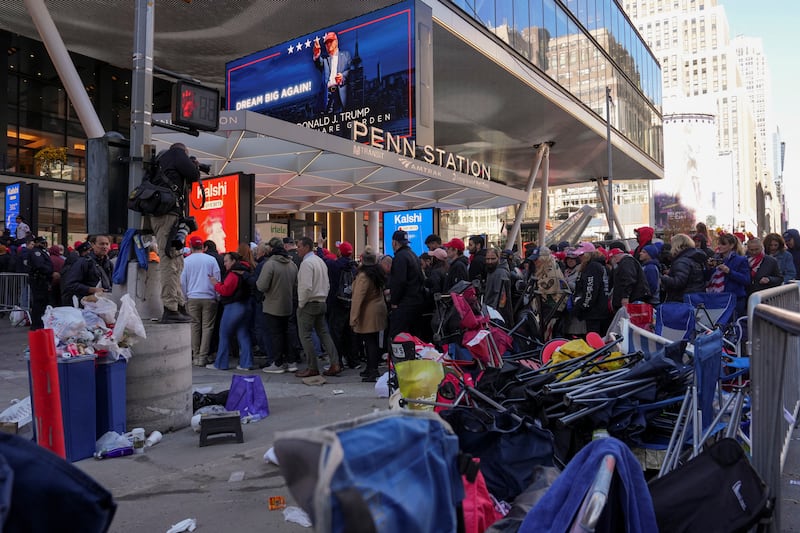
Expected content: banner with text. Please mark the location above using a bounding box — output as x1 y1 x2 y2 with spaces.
188 174 240 253
383 208 434 257
226 1 415 140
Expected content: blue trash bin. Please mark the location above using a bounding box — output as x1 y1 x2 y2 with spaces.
95 358 127 438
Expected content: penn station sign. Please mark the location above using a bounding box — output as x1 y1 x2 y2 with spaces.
352 121 492 181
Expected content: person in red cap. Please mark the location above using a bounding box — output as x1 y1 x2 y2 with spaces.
318 240 359 368
443 237 468 290
608 248 651 312
312 31 352 114
181 235 221 365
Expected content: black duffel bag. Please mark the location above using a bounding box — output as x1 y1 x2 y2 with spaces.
127 179 179 216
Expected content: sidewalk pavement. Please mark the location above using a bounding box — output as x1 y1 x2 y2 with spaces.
2 319 800 531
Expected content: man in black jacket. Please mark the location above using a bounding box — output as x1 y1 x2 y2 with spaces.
388 230 424 339
444 238 469 291
608 248 650 311
468 235 487 283
61 234 113 307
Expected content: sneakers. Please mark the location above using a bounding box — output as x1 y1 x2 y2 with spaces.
262 363 285 374
235 366 252 371
205 363 227 370
287 363 299 373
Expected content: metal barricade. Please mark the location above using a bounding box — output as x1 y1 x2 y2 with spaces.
0 272 31 325
748 283 800 454
750 300 800 533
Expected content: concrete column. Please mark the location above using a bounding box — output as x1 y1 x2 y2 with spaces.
369 211 380 252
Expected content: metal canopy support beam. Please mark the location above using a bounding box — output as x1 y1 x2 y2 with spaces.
506 143 549 249
538 145 552 245
595 178 626 240
24 0 105 139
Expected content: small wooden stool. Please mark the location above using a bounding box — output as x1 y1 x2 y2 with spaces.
199 411 244 447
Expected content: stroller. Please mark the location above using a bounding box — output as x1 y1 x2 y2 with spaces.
431 282 513 368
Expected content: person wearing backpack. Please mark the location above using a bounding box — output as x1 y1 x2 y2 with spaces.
319 241 360 368
144 143 200 324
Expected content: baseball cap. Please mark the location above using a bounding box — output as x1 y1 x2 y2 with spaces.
573 242 596 256
607 248 626 260
33 236 46 244
392 230 409 244
430 248 448 261
337 241 353 257
442 238 465 251
527 246 542 262
282 237 294 245
189 236 204 248
77 241 92 253
323 31 337 42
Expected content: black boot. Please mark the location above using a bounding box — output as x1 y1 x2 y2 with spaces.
178 304 191 319
161 308 191 324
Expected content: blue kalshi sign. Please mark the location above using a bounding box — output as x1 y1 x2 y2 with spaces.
383 208 434 257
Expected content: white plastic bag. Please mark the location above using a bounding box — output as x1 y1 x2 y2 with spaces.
43 306 87 340
113 294 146 346
81 295 117 324
9 306 29 327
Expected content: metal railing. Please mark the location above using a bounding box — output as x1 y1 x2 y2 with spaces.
749 283 800 532
0 272 31 326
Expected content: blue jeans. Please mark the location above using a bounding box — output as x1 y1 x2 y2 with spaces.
213 301 252 369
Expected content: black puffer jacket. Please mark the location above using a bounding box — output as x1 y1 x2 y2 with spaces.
611 255 650 310
661 248 707 302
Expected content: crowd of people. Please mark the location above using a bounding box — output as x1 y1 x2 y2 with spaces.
5 215 800 380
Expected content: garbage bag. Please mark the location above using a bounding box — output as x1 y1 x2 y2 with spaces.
113 294 146 346
43 306 86 340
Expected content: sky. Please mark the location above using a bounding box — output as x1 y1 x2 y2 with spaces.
720 0 800 227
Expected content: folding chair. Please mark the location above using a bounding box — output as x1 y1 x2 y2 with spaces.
654 302 696 342
684 292 736 334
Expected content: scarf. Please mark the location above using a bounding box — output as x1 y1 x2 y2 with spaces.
748 252 764 279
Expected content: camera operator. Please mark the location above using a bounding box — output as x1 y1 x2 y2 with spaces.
146 142 200 324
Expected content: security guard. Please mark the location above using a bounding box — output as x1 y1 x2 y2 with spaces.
26 236 53 330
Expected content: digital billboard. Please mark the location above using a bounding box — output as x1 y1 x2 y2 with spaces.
188 175 241 253
226 1 415 140
383 208 435 257
5 183 21 234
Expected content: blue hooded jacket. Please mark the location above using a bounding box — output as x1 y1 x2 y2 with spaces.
784 229 800 276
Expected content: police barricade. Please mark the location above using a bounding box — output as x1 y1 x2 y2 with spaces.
749 282 800 532
0 272 31 326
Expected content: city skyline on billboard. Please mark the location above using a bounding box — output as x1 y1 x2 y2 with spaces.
226 1 415 140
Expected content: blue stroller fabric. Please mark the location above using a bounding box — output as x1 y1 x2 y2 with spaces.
0 432 116 532
519 437 657 533
274 410 464 533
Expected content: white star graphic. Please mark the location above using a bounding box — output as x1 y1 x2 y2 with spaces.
305 39 312 49
288 44 295 54
296 42 303 51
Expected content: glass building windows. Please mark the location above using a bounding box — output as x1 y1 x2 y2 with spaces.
446 0 662 164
